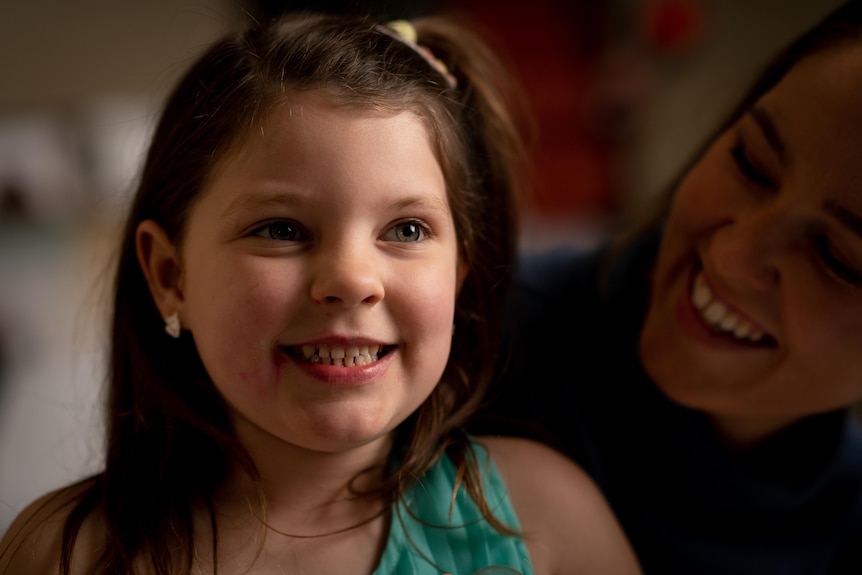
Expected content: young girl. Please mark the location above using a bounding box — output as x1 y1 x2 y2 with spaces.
0 12 640 575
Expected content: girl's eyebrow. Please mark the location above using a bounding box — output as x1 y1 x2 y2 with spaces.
221 190 450 218
824 200 862 241
389 194 450 215
749 106 787 166
221 190 304 218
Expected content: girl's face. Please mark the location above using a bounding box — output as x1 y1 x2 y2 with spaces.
639 46 862 438
175 95 464 454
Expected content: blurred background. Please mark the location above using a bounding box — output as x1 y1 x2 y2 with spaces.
0 0 843 534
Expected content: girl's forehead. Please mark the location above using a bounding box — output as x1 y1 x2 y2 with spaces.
186 91 455 234
200 97 443 193
235 91 437 147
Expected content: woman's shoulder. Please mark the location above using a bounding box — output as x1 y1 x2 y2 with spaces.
477 435 642 575
0 478 104 575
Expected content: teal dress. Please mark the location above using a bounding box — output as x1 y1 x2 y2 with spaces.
373 441 534 575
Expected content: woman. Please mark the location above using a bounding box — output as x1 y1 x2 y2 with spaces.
476 1 862 573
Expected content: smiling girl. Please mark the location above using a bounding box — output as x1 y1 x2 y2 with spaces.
0 11 639 575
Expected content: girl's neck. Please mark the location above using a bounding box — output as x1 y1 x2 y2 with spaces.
194 424 393 574
217 417 394 529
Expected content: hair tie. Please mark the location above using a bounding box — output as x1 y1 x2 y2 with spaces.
380 20 457 88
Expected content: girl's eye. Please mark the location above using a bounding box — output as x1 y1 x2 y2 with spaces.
814 234 862 286
383 220 430 243
730 142 775 189
252 220 307 242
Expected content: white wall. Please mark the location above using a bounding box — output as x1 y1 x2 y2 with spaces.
0 0 238 535
0 0 240 110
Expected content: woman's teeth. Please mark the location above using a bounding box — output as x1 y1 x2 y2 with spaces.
691 273 767 343
295 344 382 367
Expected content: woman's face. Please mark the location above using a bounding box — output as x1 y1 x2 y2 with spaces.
639 45 862 437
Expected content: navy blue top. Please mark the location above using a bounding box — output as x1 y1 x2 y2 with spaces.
474 230 862 574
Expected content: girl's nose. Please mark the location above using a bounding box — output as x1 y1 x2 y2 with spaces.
309 242 384 308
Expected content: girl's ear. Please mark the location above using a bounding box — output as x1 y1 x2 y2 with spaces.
456 257 469 294
136 219 184 321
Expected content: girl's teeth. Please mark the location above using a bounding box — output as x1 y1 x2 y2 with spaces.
293 344 382 367
690 272 767 344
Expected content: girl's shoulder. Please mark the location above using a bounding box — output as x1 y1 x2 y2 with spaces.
0 479 104 575
476 435 642 575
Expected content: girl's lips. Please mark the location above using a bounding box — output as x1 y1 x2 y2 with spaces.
276 345 395 385
675 267 776 349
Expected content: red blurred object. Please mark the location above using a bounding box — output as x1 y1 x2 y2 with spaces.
643 0 704 54
458 0 616 218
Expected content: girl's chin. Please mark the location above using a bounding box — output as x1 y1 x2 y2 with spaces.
236 412 397 456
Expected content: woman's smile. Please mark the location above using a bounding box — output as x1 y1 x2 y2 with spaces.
688 270 775 346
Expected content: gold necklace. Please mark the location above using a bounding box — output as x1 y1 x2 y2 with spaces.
260 505 389 539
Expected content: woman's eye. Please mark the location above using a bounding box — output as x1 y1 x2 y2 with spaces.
383 220 429 243
252 220 306 242
815 235 862 286
730 142 774 189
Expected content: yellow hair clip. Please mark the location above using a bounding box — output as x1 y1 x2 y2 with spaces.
381 19 457 88
386 19 418 44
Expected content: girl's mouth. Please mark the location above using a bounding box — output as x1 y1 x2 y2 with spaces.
286 343 390 367
690 271 776 347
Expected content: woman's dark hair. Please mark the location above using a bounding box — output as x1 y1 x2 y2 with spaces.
612 0 862 254
38 11 527 574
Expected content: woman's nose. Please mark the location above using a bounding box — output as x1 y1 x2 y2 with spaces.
309 241 384 308
707 206 785 292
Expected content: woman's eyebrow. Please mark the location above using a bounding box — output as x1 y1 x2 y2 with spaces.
750 106 787 166
824 200 862 240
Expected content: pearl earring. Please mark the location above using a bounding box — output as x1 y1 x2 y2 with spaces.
164 312 181 338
